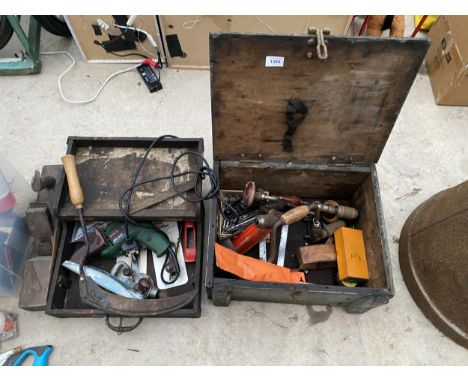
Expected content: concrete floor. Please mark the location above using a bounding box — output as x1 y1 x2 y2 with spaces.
1 18 467 365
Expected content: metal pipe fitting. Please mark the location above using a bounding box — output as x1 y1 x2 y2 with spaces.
318 200 358 222
311 219 346 242
255 209 282 229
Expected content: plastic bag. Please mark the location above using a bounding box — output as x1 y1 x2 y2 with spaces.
0 153 35 216
0 311 18 342
215 243 305 283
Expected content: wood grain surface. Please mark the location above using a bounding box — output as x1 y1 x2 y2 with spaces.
210 34 429 163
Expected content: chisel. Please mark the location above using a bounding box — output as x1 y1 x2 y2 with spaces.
61 154 89 289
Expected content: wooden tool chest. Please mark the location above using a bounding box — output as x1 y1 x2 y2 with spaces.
204 33 430 312
46 137 204 318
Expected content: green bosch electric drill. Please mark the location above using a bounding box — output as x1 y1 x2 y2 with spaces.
98 222 171 258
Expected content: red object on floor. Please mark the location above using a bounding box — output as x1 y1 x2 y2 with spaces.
140 58 158 68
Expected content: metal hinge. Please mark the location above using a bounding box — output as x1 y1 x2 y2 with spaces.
327 156 356 167
306 27 330 60
239 153 263 165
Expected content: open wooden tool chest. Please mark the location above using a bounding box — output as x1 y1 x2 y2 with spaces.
205 33 430 312
46 137 204 318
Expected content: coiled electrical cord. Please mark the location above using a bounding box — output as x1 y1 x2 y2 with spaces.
119 135 220 239
170 150 219 202
161 245 180 285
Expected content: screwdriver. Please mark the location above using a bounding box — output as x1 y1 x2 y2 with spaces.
242 181 305 208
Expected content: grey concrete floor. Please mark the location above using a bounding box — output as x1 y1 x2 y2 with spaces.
1 18 468 365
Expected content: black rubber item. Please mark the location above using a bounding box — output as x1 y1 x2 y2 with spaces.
92 24 102 36
105 316 143 334
0 16 14 50
33 16 71 37
382 16 395 31
112 15 129 26
101 35 136 52
165 34 185 57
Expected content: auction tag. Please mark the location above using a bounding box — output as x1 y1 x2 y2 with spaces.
265 56 284 67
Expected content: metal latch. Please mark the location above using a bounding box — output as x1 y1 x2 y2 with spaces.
306 27 330 60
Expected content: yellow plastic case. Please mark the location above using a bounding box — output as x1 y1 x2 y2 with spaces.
334 227 369 284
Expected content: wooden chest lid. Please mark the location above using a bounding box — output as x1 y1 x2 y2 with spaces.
210 33 430 164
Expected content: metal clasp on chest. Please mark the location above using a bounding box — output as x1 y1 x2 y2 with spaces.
306 27 330 60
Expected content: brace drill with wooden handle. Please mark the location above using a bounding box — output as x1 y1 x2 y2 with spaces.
268 201 358 263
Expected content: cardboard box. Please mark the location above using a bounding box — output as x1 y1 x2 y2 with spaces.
426 16 468 106
65 16 165 63
160 16 353 69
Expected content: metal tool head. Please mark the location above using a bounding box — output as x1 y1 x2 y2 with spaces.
322 200 339 223
255 209 282 229
242 181 256 208
277 224 289 267
31 170 56 192
71 221 99 243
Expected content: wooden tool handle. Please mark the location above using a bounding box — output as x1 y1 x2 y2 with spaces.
61 154 84 209
280 205 311 225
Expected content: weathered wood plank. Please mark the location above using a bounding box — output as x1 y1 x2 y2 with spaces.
210 34 429 163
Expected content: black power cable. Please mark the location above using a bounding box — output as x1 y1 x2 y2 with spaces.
108 51 149 59
120 135 177 238
119 136 220 240
160 245 180 285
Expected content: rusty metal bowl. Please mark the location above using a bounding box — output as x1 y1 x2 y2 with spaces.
399 181 468 349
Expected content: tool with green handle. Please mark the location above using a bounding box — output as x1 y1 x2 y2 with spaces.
99 222 171 258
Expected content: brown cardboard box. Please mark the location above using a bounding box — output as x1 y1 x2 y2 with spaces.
426 16 468 106
65 16 164 62
160 16 353 69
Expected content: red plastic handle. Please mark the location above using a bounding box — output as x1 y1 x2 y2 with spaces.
183 221 197 263
281 195 302 206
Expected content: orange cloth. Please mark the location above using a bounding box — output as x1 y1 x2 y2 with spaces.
215 243 305 284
